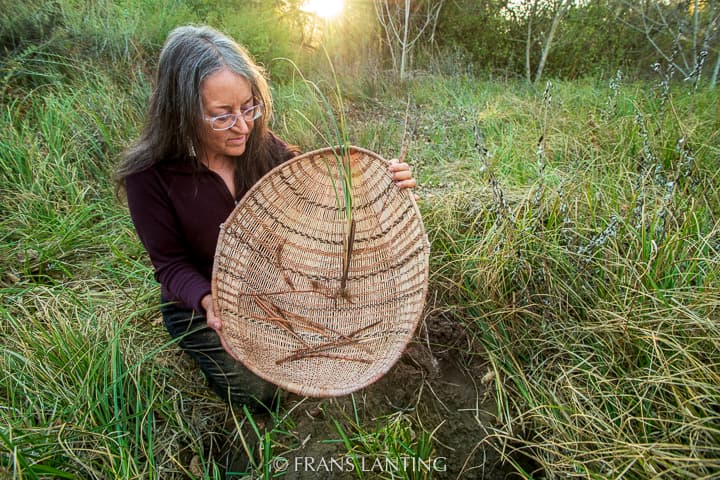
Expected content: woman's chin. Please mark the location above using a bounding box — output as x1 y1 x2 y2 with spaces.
225 144 246 156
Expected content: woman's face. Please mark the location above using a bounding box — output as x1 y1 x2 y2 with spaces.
199 68 256 162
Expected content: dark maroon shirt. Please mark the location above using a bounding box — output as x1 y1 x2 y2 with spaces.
125 138 296 312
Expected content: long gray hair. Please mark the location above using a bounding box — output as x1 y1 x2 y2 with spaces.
116 25 286 193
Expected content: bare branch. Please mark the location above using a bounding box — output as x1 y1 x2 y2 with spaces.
373 0 446 80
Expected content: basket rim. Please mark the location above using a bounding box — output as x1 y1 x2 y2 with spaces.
210 145 430 397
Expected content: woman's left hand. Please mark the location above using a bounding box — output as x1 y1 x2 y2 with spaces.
388 159 417 189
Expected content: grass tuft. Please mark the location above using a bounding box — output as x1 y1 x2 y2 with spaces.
2 6 719 477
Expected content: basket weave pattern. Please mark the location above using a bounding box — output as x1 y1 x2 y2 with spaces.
212 146 430 397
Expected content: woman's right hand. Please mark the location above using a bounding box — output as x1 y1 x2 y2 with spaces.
201 294 222 331
201 294 237 355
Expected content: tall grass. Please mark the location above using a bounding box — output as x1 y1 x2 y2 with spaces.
418 76 719 478
2 2 719 478
0 7 240 476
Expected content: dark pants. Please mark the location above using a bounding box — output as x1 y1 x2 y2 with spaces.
160 298 278 412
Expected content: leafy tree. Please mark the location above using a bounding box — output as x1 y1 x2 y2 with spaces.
435 0 523 76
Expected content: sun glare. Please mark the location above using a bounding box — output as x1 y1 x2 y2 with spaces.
301 0 344 19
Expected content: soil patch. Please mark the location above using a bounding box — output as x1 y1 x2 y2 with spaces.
266 313 536 479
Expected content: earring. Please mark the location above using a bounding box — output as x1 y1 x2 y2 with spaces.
189 142 197 158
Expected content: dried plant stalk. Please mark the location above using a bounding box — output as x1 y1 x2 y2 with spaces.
275 318 383 364
340 218 356 292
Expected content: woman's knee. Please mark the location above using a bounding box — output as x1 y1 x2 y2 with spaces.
160 301 278 410
207 356 278 411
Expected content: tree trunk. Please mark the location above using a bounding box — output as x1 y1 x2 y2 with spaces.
534 1 567 83
525 0 537 83
400 0 410 80
693 0 700 61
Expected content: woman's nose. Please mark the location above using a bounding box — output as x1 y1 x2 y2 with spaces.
231 115 251 133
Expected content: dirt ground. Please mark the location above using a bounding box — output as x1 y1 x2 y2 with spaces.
258 314 537 480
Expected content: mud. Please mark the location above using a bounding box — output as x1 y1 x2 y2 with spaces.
267 314 535 479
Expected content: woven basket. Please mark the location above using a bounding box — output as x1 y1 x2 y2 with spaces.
211 146 430 397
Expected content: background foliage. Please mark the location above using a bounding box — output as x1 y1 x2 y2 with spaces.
1 0 719 479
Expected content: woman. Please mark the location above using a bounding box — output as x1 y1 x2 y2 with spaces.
116 25 416 411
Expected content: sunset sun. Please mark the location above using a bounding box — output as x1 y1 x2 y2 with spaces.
301 0 344 19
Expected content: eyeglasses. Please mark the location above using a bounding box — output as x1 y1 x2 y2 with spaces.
204 103 264 131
